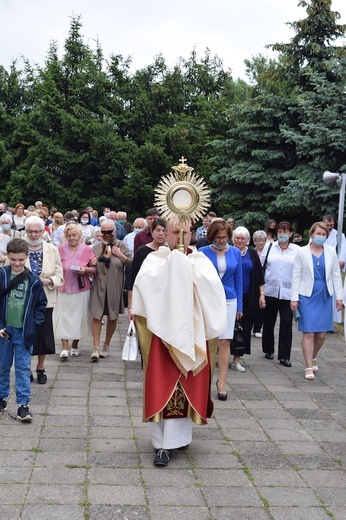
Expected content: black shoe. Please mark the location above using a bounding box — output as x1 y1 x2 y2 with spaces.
216 380 227 401
264 353 274 360
17 405 33 422
30 372 34 383
153 449 170 467
36 370 47 384
0 399 7 414
280 359 292 367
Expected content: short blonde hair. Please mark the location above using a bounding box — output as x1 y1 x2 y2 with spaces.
309 221 329 238
64 223 82 239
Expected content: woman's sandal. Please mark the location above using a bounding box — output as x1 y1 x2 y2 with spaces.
305 368 315 381
312 358 318 372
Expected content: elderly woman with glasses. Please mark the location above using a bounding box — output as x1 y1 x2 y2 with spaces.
199 220 242 401
90 219 132 360
232 226 265 366
24 216 64 383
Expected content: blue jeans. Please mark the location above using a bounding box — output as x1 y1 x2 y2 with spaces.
0 326 32 405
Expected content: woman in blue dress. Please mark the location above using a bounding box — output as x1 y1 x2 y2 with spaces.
291 222 343 381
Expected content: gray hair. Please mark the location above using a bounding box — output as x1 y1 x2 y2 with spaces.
253 230 267 242
233 226 250 244
25 215 44 230
0 213 13 225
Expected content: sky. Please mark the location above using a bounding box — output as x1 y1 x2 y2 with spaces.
1 0 346 80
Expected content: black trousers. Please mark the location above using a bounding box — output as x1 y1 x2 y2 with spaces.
262 296 293 360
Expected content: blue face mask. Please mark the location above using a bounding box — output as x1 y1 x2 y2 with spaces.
277 234 290 243
1 224 11 232
313 236 327 246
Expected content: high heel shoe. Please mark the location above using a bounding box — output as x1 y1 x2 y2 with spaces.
216 380 227 401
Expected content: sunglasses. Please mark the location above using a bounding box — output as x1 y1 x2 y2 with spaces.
101 230 114 235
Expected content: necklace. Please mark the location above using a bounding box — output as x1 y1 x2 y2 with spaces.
241 247 248 257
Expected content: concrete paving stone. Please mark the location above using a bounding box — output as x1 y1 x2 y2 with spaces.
88 484 146 506
50 388 90 397
214 408 254 420
266 428 314 442
44 415 88 427
89 438 137 452
203 485 262 507
150 506 211 520
146 485 205 507
88 405 131 417
46 405 88 416
26 484 84 505
89 388 127 397
315 487 346 506
275 441 326 456
327 508 346 520
250 408 295 420
244 400 286 410
299 469 346 488
1 435 43 451
317 395 346 410
88 505 149 520
283 400 319 410
186 440 233 454
51 380 90 389
190 453 243 469
0 506 21 520
251 469 307 487
257 418 303 430
0 450 35 466
31 466 85 484
215 418 260 431
89 451 141 468
285 455 342 470
0 466 32 484
196 468 252 487
141 468 195 486
41 426 88 438
190 427 225 441
309 430 346 442
269 506 332 520
2 484 29 504
90 415 133 428
209 506 270 520
224 428 269 442
312 443 346 459
90 426 134 439
49 396 88 407
0 424 43 437
35 451 88 467
258 486 320 507
22 505 85 520
89 467 143 486
89 397 126 407
241 454 293 470
39 437 88 452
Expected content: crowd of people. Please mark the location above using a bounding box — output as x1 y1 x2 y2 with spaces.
0 200 344 467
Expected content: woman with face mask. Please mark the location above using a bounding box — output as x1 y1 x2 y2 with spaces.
0 213 21 243
78 209 94 244
199 220 243 401
260 221 299 367
291 222 343 380
24 216 64 383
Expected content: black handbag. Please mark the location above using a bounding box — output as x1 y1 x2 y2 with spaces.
232 320 245 355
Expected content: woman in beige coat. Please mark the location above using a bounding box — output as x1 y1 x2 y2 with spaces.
24 216 64 383
90 219 132 360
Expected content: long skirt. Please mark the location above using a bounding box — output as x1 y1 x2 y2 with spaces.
54 290 91 340
33 307 55 355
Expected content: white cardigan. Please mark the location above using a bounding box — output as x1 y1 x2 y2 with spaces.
291 244 343 301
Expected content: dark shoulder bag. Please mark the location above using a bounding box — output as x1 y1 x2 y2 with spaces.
0 267 31 298
262 242 273 274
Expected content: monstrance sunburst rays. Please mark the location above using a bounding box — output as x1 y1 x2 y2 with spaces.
154 157 210 225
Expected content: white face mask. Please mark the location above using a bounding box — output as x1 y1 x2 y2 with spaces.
26 237 43 246
81 218 89 225
133 228 142 234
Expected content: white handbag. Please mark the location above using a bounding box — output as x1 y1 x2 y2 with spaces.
122 320 139 361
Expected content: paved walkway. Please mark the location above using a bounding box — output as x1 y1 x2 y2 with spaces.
1 316 346 520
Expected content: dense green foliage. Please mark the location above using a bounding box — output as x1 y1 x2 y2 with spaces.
211 0 346 232
0 17 246 219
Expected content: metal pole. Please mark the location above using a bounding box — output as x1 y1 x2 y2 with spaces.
337 173 346 258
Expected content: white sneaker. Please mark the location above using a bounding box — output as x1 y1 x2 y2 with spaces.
253 332 262 338
231 362 246 372
99 344 109 358
91 347 99 361
59 350 69 359
70 348 79 357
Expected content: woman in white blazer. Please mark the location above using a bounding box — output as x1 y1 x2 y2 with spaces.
24 216 64 384
291 222 343 381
